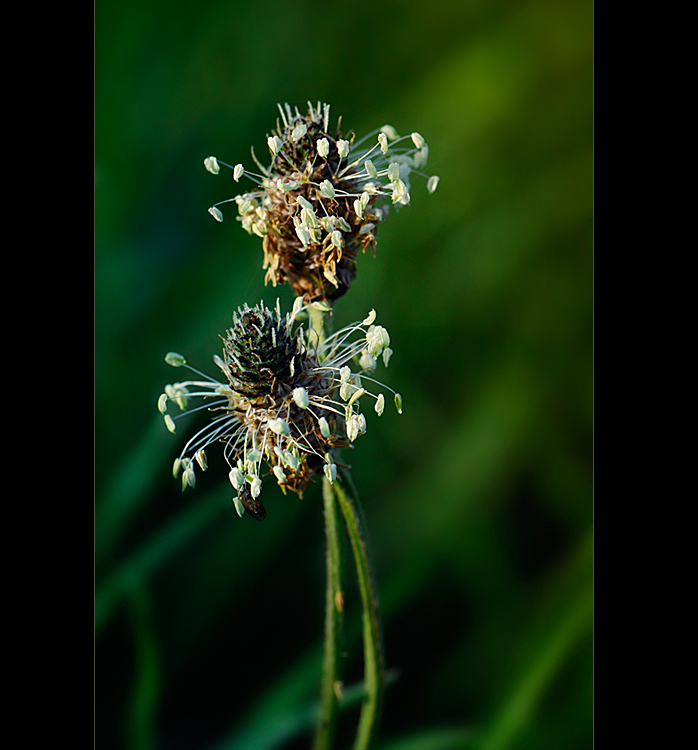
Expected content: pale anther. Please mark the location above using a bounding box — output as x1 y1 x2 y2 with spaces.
319 180 335 199
229 468 244 491
291 122 307 142
268 135 283 155
232 495 246 517
375 393 385 415
293 387 310 409
204 156 220 174
268 418 291 436
157 393 168 414
195 450 208 471
324 462 337 484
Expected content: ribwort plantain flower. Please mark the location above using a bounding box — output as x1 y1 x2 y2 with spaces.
159 299 401 519
204 101 439 302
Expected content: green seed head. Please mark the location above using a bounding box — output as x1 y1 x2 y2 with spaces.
222 302 303 398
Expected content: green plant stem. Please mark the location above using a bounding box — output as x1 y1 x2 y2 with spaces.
309 301 384 749
333 475 384 750
313 475 345 750
310 302 346 750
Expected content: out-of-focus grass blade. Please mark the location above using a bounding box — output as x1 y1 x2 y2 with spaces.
378 727 477 750
210 669 398 750
375 355 540 558
96 416 176 568
474 529 592 750
126 585 160 750
95 490 227 632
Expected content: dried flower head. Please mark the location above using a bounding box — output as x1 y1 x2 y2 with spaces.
159 300 401 519
205 102 439 302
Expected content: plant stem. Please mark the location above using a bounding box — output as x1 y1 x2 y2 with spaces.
310 302 345 750
313 475 345 750
309 301 384 749
333 476 384 750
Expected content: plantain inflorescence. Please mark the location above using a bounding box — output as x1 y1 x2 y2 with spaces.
159 299 401 519
204 101 439 302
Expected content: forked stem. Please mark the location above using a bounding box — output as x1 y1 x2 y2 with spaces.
311 303 345 750
310 302 384 750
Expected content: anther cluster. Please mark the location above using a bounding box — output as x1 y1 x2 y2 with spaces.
159 300 401 519
205 101 439 302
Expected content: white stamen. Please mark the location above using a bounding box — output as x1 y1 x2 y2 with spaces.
324 461 337 483
291 122 307 142
268 418 291 436
319 180 335 200
229 467 244 491
232 495 246 517
165 352 187 367
204 156 220 174
268 135 283 156
375 393 385 415
293 387 310 409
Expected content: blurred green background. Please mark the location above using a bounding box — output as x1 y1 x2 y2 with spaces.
95 1 592 748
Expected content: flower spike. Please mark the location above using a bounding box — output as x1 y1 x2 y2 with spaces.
159 302 401 516
204 102 439 302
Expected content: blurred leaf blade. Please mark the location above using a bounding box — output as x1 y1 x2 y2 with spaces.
475 530 593 750
95 491 227 632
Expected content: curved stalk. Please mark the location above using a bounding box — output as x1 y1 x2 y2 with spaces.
313 475 345 750
333 476 384 750
309 302 384 750
310 303 346 750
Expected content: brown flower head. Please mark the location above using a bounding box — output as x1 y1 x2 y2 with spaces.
205 102 439 302
159 300 402 518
